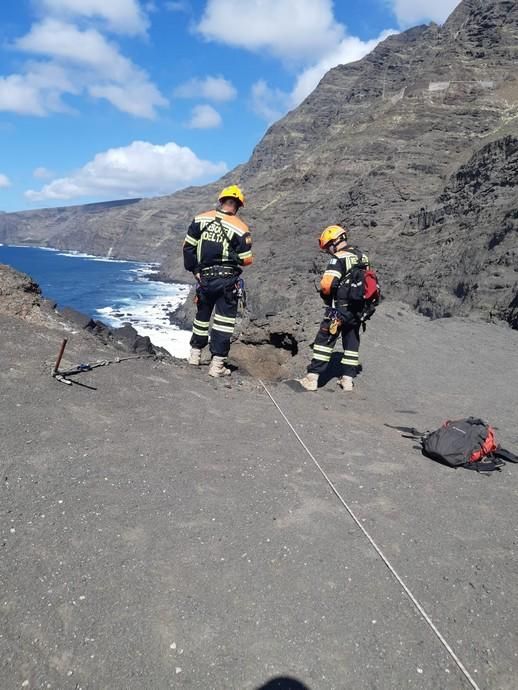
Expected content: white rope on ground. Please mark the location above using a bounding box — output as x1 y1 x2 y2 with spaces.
259 379 482 690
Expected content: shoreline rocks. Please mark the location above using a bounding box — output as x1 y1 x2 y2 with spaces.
0 263 168 357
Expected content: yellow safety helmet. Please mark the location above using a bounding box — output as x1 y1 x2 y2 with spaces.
319 224 347 250
218 184 245 207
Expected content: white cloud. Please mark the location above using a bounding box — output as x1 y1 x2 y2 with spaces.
198 0 344 62
25 140 228 201
391 0 460 26
0 174 11 188
38 0 149 35
17 19 137 80
196 0 397 125
89 81 167 118
291 30 396 105
7 19 167 118
250 29 396 123
250 80 291 124
33 166 55 179
0 62 78 116
174 75 236 102
0 73 48 116
187 104 222 129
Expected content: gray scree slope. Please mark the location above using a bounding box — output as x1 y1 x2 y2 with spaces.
2 264 518 689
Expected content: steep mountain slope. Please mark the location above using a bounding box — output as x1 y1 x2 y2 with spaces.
386 135 518 327
1 0 516 350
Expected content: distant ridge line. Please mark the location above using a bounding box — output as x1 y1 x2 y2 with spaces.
55 198 142 212
16 198 143 215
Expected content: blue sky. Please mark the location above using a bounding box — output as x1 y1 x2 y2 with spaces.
0 0 460 212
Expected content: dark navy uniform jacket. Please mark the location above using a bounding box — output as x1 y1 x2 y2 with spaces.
183 210 253 273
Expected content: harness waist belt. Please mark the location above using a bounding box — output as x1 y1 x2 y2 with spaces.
201 265 238 278
336 301 359 312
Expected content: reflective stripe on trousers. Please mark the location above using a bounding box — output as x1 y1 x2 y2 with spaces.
190 276 238 357
307 316 361 378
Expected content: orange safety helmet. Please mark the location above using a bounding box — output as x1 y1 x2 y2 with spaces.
218 184 245 207
319 224 347 250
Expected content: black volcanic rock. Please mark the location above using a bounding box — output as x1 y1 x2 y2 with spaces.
0 0 517 354
383 134 518 326
58 306 97 330
56 306 158 354
0 266 163 356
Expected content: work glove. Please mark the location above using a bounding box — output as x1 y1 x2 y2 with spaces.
320 290 333 305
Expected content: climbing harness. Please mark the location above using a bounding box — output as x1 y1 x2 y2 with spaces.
325 307 343 336
200 265 239 279
236 277 247 311
51 338 157 386
258 379 482 690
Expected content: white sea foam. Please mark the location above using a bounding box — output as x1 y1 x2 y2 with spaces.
9 243 57 251
129 264 160 276
131 322 191 359
7 243 132 263
2 242 191 358
57 249 130 263
95 282 191 359
10 244 73 254
92 257 130 263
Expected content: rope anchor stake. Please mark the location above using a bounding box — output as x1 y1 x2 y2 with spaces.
51 337 157 386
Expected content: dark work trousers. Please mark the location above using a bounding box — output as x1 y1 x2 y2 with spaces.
190 276 238 357
307 315 361 377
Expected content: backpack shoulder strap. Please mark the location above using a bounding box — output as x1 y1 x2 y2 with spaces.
403 428 428 440
211 212 239 263
335 250 363 280
349 246 369 266
331 253 348 277
492 448 518 463
464 458 504 472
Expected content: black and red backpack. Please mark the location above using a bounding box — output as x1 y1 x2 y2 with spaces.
336 250 381 323
421 418 518 472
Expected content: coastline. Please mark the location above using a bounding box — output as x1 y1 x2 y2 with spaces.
0 243 192 358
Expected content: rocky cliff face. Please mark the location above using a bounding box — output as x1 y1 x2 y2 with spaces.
385 135 518 328
1 0 517 356
0 263 166 355
0 264 43 321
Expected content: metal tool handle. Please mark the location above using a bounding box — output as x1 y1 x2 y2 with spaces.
53 338 68 375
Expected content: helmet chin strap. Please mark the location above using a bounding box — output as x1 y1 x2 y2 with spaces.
328 238 346 253
219 198 239 215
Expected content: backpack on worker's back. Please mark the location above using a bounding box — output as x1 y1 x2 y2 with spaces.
336 250 381 324
421 417 518 472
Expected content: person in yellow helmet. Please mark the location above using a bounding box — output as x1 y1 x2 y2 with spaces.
183 184 253 377
298 224 379 392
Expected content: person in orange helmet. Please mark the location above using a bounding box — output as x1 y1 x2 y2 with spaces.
183 185 253 377
298 225 378 392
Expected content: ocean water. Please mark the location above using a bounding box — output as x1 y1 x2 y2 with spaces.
0 244 191 358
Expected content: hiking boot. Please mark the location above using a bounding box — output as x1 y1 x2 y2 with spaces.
338 375 354 391
208 355 231 378
298 373 319 391
188 347 202 366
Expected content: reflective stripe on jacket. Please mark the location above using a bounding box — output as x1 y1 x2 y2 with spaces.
183 210 253 273
320 247 369 296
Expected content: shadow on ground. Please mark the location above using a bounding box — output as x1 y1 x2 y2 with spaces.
256 677 311 689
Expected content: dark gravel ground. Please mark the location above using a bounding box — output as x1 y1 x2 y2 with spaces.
1 302 517 690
